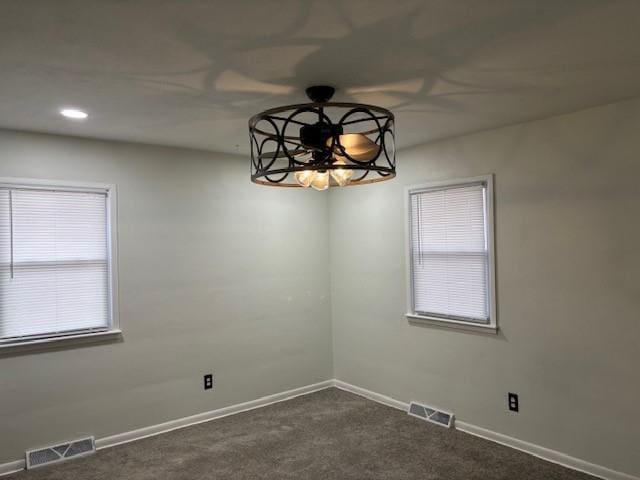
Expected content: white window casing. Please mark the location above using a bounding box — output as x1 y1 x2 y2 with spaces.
0 177 119 350
405 175 497 333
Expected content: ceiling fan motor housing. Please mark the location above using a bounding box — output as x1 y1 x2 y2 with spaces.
299 122 343 161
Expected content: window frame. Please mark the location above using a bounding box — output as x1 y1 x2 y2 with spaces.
405 174 497 333
0 177 120 351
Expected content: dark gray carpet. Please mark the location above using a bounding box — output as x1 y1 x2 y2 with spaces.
7 388 596 479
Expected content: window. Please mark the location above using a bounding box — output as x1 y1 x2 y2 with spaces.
406 175 496 331
0 178 118 347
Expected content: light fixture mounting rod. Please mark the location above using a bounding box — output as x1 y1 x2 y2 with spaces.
305 85 335 103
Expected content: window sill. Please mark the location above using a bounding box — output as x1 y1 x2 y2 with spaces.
0 329 123 355
406 313 498 334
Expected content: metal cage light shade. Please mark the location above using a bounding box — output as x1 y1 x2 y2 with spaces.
249 86 395 189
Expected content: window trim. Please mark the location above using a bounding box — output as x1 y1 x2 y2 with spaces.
404 174 497 333
0 177 120 351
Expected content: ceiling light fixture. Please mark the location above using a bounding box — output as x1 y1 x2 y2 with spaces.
59 108 88 120
249 86 395 189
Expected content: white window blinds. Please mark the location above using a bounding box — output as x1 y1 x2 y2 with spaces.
409 182 490 323
0 186 111 343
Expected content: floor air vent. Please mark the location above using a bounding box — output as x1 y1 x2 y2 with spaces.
408 401 454 428
26 437 95 469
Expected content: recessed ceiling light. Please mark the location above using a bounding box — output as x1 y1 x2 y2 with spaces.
60 108 88 120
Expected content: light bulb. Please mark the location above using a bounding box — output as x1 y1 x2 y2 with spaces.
330 159 353 187
310 171 329 191
294 170 316 187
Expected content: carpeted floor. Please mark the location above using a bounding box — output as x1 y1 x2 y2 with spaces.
7 388 596 480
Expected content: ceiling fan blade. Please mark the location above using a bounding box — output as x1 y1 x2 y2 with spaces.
333 134 380 162
258 148 308 159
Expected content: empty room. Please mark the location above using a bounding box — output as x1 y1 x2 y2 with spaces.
0 1 638 479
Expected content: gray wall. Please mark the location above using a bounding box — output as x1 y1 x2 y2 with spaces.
1 97 639 476
0 130 333 464
329 98 640 476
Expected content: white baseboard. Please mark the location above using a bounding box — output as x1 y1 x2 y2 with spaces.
0 380 333 477
96 380 333 450
455 421 638 480
2 379 636 480
333 379 638 480
333 379 409 411
0 461 25 477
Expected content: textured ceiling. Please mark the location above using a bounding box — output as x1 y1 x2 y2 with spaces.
1 0 640 154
